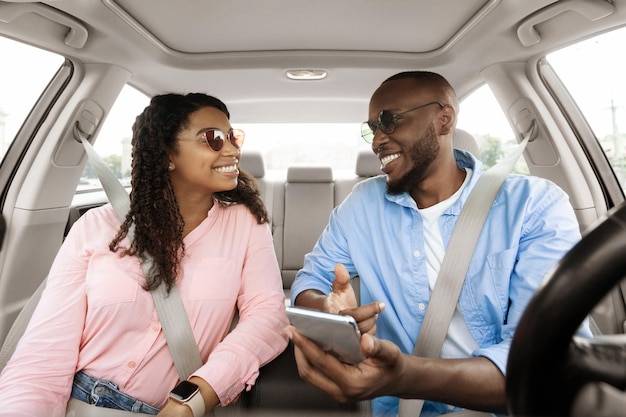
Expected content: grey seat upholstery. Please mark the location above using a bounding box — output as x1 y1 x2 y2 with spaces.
239 150 276 220
282 166 334 293
453 128 480 158
334 150 381 204
355 150 382 177
240 149 266 178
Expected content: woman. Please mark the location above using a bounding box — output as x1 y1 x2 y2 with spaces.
0 93 289 416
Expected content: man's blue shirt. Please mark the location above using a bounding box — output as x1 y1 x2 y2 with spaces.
291 150 589 416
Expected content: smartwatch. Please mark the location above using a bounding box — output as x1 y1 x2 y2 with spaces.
169 380 206 417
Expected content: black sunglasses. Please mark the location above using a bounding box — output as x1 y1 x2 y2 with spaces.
199 128 245 152
360 101 446 144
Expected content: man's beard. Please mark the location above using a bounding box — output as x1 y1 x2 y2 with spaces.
386 123 440 195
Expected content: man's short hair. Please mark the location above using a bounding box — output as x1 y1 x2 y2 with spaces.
382 71 459 112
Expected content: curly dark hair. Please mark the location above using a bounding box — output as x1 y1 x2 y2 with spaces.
109 93 268 292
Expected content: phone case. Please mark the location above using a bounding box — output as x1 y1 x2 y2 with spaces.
286 306 365 365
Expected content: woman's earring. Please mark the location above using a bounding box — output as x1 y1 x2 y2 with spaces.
168 163 175 171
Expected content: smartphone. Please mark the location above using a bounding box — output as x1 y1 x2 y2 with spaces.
286 306 365 365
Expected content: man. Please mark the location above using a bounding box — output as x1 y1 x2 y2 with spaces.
286 71 590 416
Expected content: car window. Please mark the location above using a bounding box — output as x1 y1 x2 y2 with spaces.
239 123 363 172
547 27 626 190
0 37 64 162
77 85 149 192
458 84 529 174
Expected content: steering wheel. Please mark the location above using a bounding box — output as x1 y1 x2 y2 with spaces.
507 201 626 417
0 214 5 251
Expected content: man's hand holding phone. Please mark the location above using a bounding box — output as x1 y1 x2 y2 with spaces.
289 263 385 365
285 322 406 404
286 306 365 365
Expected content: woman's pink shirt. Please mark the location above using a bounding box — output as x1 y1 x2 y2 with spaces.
0 203 288 416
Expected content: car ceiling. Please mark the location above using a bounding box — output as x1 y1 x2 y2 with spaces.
0 0 623 123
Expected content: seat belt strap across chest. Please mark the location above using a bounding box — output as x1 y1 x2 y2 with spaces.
398 131 530 417
78 125 203 381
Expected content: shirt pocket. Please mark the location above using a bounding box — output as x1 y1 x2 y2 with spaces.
87 257 139 307
485 246 519 314
189 257 239 301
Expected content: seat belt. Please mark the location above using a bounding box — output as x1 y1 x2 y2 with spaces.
398 131 530 417
78 124 204 381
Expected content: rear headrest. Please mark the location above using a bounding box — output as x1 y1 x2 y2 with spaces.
452 128 480 158
240 150 265 178
287 166 333 183
355 149 381 177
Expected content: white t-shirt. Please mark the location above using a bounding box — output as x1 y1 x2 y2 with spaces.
417 167 479 358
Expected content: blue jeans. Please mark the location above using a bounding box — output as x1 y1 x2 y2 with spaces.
71 371 160 415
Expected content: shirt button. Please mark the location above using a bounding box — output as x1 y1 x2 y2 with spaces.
152 326 159 332
418 303 426 310
413 250 421 258
128 361 137 368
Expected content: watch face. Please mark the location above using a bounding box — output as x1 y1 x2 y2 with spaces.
170 380 199 401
